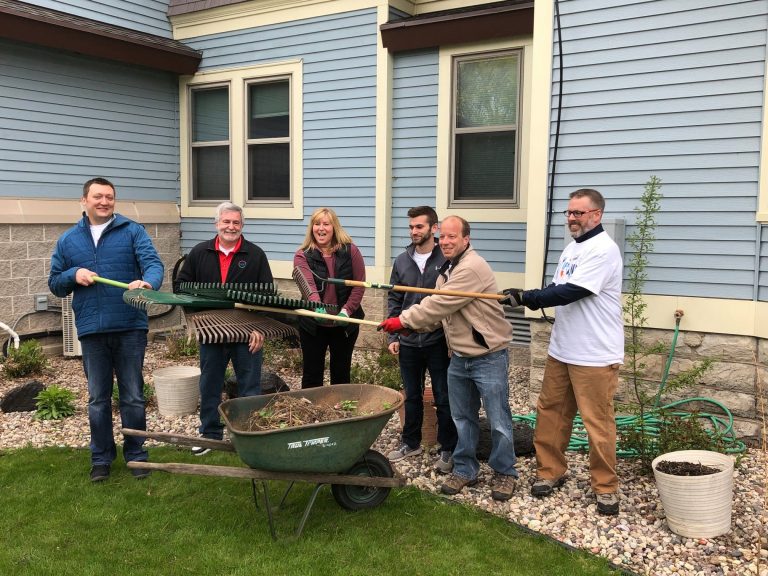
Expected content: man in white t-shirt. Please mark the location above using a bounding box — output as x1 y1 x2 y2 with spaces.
500 188 623 516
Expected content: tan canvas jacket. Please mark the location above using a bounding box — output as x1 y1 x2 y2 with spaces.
400 246 512 357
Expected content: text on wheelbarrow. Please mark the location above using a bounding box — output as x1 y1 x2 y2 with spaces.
287 436 337 449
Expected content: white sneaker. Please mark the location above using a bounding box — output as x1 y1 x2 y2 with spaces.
191 446 211 456
387 442 422 461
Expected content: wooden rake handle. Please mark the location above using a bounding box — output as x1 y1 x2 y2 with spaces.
326 278 505 300
233 303 380 327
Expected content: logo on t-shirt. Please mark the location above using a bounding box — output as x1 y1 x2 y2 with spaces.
557 257 578 281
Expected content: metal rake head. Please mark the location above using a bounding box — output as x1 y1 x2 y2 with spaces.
177 281 278 299
122 289 233 311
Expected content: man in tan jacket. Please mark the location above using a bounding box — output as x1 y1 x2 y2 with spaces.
378 215 518 501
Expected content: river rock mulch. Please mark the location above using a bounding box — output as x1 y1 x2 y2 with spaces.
1 341 765 576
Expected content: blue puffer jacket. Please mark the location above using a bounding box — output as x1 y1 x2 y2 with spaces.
49 213 164 337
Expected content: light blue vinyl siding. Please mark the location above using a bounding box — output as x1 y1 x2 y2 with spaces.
391 50 439 257
179 9 378 264
549 0 767 300
0 40 180 202
389 49 526 273
19 0 173 37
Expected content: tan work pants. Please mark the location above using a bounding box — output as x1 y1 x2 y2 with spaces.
533 356 620 494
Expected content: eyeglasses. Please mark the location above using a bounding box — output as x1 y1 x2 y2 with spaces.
563 209 600 218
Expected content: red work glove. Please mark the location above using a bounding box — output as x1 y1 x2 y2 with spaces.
377 317 412 336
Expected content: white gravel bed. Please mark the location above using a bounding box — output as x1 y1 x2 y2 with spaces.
1 342 765 576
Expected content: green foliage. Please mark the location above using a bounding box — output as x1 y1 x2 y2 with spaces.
620 176 716 471
34 385 76 420
622 175 663 407
3 340 48 378
350 345 402 390
657 412 726 455
619 411 727 467
164 330 199 359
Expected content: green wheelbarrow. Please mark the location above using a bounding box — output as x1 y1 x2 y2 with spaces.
122 384 405 539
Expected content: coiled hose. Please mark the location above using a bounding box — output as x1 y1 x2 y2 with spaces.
512 311 747 457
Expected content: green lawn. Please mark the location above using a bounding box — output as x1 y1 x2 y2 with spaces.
0 447 624 576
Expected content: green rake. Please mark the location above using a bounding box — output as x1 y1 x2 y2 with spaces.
122 288 378 327
176 281 333 313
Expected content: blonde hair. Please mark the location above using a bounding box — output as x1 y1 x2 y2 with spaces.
299 207 353 251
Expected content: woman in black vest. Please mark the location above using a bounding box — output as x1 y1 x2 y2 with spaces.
293 207 366 388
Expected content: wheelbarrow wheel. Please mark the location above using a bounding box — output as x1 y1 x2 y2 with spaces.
331 449 393 511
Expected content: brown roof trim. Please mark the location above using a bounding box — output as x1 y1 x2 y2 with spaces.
0 0 201 74
380 0 534 53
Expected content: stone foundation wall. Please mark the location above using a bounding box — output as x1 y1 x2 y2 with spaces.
0 222 183 354
528 319 767 439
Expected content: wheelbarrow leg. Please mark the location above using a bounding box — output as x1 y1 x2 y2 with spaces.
249 479 326 540
294 483 325 539
251 480 278 541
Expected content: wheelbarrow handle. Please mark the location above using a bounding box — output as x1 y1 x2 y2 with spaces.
126 461 406 488
121 428 236 452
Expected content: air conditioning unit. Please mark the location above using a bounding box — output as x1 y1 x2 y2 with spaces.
62 294 82 356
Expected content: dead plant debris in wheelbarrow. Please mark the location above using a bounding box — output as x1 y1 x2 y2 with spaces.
245 396 372 431
655 460 721 476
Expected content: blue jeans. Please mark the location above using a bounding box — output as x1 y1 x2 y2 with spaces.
80 330 148 466
399 339 457 451
199 343 263 440
447 348 517 480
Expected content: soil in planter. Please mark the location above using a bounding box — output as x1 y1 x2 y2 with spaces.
655 460 721 476
245 396 369 431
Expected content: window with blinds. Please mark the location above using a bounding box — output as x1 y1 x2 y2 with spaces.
451 50 521 207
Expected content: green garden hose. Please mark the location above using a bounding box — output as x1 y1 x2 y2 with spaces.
513 310 747 457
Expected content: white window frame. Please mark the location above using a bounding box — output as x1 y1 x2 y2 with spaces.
180 60 303 220
436 39 532 223
450 49 522 208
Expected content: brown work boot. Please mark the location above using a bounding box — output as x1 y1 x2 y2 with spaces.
530 475 567 498
596 492 619 516
490 473 517 501
440 473 478 496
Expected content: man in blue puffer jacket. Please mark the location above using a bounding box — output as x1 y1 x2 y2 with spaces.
49 177 164 483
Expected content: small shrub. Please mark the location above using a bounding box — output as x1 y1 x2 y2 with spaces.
657 412 727 455
262 338 302 373
350 346 402 390
164 330 199 359
3 339 48 378
35 385 76 420
619 410 727 469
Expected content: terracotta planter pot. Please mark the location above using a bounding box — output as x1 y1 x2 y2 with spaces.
396 387 439 448
652 450 734 538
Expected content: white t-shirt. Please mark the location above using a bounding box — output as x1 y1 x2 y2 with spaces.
411 250 430 274
89 217 114 246
548 230 624 366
